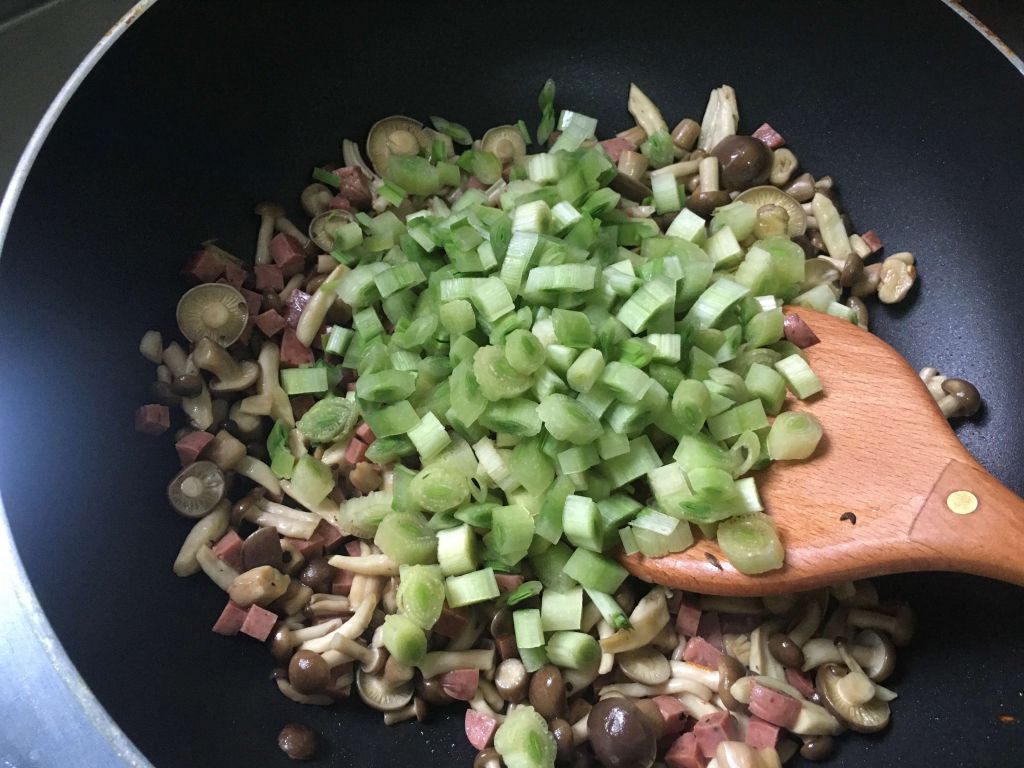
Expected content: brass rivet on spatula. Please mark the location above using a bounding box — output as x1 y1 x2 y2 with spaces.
946 490 978 515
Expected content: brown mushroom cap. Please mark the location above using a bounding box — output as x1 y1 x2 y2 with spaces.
255 201 285 219
610 172 653 203
941 378 982 417
356 667 415 712
587 697 657 768
299 557 336 593
711 135 773 191
241 526 285 571
528 664 568 720
289 650 331 695
176 283 249 346
277 722 318 761
417 675 455 706
816 663 890 733
166 461 225 518
300 183 333 218
717 654 748 712
734 185 807 236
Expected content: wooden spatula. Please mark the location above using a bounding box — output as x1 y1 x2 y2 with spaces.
623 307 1024 596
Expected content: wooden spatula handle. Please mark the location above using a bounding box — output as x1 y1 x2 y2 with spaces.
908 458 1024 585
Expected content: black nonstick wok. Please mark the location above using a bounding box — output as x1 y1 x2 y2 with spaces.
1 1 1023 766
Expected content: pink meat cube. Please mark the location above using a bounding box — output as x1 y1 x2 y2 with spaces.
355 422 376 444
494 573 524 593
344 539 363 556
752 123 786 149
329 194 353 211
675 593 701 637
270 233 306 277
748 683 803 729
280 327 314 367
683 636 722 669
285 536 324 560
694 711 740 759
653 695 690 736
465 710 499 751
314 520 345 553
175 430 214 466
745 717 780 750
283 289 311 328
211 530 244 571
221 261 247 289
254 309 287 338
336 167 372 211
600 136 636 164
665 732 707 768
344 438 367 464
240 605 279 641
237 286 262 319
862 229 883 254
181 248 225 283
785 667 815 699
466 175 489 190
696 611 723 651
331 568 355 596
134 404 170 435
495 634 518 661
433 605 470 639
254 263 284 291
440 668 480 701
212 601 249 636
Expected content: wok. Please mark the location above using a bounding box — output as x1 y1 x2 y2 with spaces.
1 1 1023 766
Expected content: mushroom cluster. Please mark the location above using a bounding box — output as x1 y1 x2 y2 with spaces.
135 80 929 766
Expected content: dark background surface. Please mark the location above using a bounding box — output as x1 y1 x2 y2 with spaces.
1 1 1024 767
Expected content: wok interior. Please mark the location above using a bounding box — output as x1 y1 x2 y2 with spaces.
0 2 1023 765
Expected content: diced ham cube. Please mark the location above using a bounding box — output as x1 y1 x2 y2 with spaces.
665 732 707 768
314 520 346 553
286 536 324 560
862 229 883 254
433 605 470 639
280 327 314 367
465 709 499 751
747 683 803 729
683 636 722 669
495 634 518 661
600 136 637 164
785 667 815 699
344 539 363 556
653 695 690 736
255 309 287 338
237 286 262 319
283 289 311 328
440 668 480 701
696 611 723 651
211 530 244 570
335 167 372 211
212 601 249 636
175 430 215 466
344 438 368 464
181 248 225 283
329 194 353 211
694 711 740 759
494 573 524 593
752 123 786 149
270 233 306 277
745 717 780 750
355 422 376 444
254 264 284 292
240 605 278 641
466 175 488 190
675 593 702 637
221 261 247 288
331 568 355 596
134 404 170 435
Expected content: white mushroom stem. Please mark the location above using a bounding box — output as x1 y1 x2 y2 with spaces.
182 384 214 431
600 587 669 653
196 544 238 590
327 554 400 576
749 623 785 681
255 209 277 265
308 595 351 616
468 690 504 720
285 619 343 648
247 498 319 539
597 621 616 675
484 179 506 206
280 479 339 517
258 342 294 427
301 577 382 653
571 714 589 745
789 600 824 647
172 501 229 577
698 85 738 152
279 273 305 304
650 157 702 179
297 265 347 347
698 157 720 193
275 214 312 249
328 635 376 667
162 342 195 378
670 661 721 689
276 678 333 706
139 330 163 364
627 83 668 136
810 193 851 259
598 677 713 700
417 648 495 680
677 692 721 719
723 634 751 667
478 678 504 713
342 138 380 183
234 456 282 497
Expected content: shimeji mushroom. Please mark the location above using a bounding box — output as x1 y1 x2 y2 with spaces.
815 662 891 733
877 252 917 304
173 500 229 576
714 741 783 768
327 553 400 576
301 576 383 653
195 544 238 590
306 593 351 618
617 647 671 686
698 85 738 152
686 156 732 218
383 697 427 726
810 193 852 260
273 211 313 253
308 209 355 252
356 665 415 713
296 264 347 347
783 172 816 203
600 587 670 654
748 622 786 681
366 116 429 176
417 648 496 681
254 202 284 264
269 618 343 661
167 460 225 518
246 498 320 540
723 633 752 667
669 661 722 691
258 341 295 427
176 283 250 347
192 338 259 393
787 597 825 647
729 676 841 736
597 676 713 701
847 604 915 647
327 634 387 675
300 184 333 218
139 330 163 364
233 456 282 497
921 368 983 419
587 697 658 768
275 678 333 707
769 148 799 186
228 565 291 608
817 252 865 288
494 659 529 703
710 135 773 191
481 126 527 164
734 187 807 237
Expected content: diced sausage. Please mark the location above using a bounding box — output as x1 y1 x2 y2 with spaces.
600 137 636 164
665 732 707 768
254 309 287 338
270 233 306 277
494 573 524 593
752 123 786 149
675 593 701 637
335 167 372 211
683 636 722 669
314 520 345 553
212 601 249 636
222 261 247 289
238 287 263 319
283 289 311 328
286 536 324 560
785 667 815 699
355 422 376 444
211 530 244 571
280 327 314 367
344 438 367 465
181 248 225 283
783 313 820 349
745 717 780 750
495 634 518 661
433 605 470 639
344 539 363 557
862 230 883 254
440 668 480 701
134 404 170 435
465 709 499 751
747 682 803 729
696 611 723 651
694 711 740 759
254 264 284 291
329 194 353 211
175 430 215 466
331 568 355 596
653 695 690 736
240 604 279 641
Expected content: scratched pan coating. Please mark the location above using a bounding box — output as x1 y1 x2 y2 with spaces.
0 2 1022 766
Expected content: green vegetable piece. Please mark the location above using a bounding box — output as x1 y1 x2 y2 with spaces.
296 397 359 443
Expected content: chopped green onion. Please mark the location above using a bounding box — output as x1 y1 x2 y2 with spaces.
280 367 328 395
295 397 358 444
536 78 557 144
396 564 446 629
585 589 632 630
504 329 546 375
541 587 583 632
551 308 594 349
774 354 823 400
386 154 441 197
374 511 437 565
600 362 651 404
484 504 534 565
561 495 603 552
407 412 451 461
536 393 603 444
513 608 545 648
640 129 675 168
745 362 787 415
551 110 598 152
440 298 476 336
509 437 555 496
382 613 427 665
566 348 605 394
651 172 682 213
665 208 707 242
767 410 823 460
685 278 750 329
707 399 769 442
436 523 479 576
445 567 500 608
716 513 785 574
430 115 473 145
410 464 470 512
545 630 601 671
474 346 534 401
505 580 543 607
356 369 417 403
563 548 627 593
616 275 677 334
